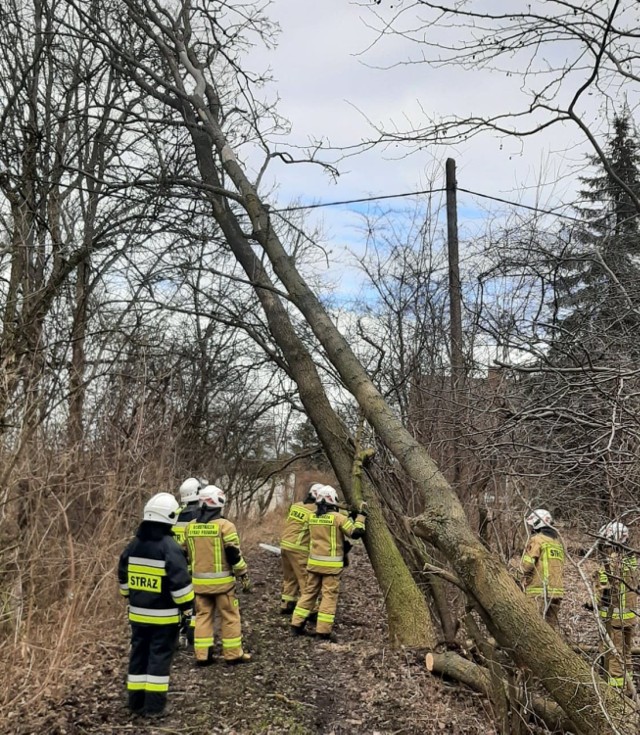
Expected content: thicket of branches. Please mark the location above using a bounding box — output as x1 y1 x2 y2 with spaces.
1 0 640 732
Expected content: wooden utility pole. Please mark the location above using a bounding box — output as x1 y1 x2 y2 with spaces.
446 158 464 487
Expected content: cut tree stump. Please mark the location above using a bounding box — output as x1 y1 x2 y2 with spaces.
426 651 578 734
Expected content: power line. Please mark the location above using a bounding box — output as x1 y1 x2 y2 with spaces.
272 187 445 213
458 187 585 224
271 184 587 223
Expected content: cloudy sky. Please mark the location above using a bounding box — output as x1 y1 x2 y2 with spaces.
244 0 627 296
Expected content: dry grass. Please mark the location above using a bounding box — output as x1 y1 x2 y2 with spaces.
237 507 284 549
0 446 155 723
1 454 627 733
0 457 289 728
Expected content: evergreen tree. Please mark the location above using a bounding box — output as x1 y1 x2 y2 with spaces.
553 112 640 362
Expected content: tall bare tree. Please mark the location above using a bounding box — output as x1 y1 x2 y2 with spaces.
64 0 639 730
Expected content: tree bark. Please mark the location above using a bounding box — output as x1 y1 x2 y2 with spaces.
426 651 577 734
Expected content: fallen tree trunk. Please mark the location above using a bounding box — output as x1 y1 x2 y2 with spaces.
227 192 640 731
237 207 638 730
426 651 577 734
214 122 635 735
243 180 638 733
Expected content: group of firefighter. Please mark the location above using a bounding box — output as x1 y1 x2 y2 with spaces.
115 476 636 719
520 508 638 693
116 476 366 718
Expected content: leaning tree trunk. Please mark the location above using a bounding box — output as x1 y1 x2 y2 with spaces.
248 210 638 733
185 103 638 735
104 9 637 731
183 109 434 649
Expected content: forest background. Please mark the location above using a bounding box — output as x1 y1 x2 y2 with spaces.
1 1 640 734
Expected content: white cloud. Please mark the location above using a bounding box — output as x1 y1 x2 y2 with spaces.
245 0 630 294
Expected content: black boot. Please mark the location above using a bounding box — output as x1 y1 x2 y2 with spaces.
144 691 168 718
128 691 145 716
316 631 337 642
290 624 305 636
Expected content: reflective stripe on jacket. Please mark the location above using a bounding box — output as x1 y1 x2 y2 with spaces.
280 502 316 553
185 516 247 595
520 531 565 599
307 510 366 575
118 526 194 626
595 552 638 627
172 502 200 546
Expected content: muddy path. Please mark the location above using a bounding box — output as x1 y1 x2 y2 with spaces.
10 543 490 735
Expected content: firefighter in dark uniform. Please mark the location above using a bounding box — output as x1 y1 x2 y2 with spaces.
118 492 194 717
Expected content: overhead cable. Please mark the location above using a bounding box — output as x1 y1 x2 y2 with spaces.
272 185 589 223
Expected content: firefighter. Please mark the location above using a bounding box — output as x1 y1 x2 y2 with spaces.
588 521 638 691
184 484 252 665
117 492 194 718
172 477 206 546
519 508 565 629
172 477 205 646
290 484 366 640
279 482 325 614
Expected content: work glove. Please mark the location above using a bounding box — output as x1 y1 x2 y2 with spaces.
357 501 368 517
181 607 193 622
240 575 253 594
582 601 594 612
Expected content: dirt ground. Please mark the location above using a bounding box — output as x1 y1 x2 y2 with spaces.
7 540 492 735
7 525 637 735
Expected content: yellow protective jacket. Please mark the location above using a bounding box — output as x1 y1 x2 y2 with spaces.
172 501 200 546
594 551 638 628
520 530 565 599
184 510 247 595
280 501 316 554
307 509 366 575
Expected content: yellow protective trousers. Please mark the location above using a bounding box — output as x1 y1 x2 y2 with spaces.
280 549 309 610
602 623 635 690
292 571 341 634
194 591 245 662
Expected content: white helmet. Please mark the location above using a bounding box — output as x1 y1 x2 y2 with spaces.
179 477 203 503
144 492 180 525
526 508 553 530
316 484 339 506
599 521 629 544
308 483 326 500
199 484 226 509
